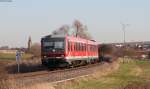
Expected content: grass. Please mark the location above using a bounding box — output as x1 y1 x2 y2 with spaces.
0 79 55 89
61 59 150 89
0 53 33 60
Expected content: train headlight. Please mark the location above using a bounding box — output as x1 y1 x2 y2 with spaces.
61 55 64 57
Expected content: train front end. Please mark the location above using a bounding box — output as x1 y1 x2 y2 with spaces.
41 35 68 67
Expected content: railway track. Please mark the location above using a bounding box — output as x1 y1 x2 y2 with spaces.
8 62 107 85
12 62 103 78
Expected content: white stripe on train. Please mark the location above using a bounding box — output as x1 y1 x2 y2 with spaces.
65 56 98 60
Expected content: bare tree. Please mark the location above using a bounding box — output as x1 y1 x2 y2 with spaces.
51 20 92 40
52 25 70 35
73 20 92 40
73 20 83 37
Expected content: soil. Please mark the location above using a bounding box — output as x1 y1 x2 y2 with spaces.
0 60 13 79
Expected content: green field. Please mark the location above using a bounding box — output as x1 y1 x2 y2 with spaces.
62 60 150 89
0 53 33 60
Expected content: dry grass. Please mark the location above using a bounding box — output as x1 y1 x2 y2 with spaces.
54 61 120 89
0 79 55 89
55 59 150 89
124 82 150 89
0 59 55 89
5 59 47 74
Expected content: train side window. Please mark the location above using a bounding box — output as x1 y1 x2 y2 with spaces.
69 42 71 52
85 44 86 51
78 43 80 51
68 41 70 52
93 45 95 52
70 42 71 52
83 43 85 51
93 45 94 52
81 43 83 51
72 42 73 51
82 43 84 51
74 42 75 51
86 44 89 51
74 42 76 51
72 42 73 52
87 44 88 51
88 44 91 52
80 43 82 51
84 44 86 51
76 42 78 51
79 43 80 51
89 45 91 51
77 43 78 51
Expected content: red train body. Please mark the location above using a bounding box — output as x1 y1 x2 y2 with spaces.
41 35 99 67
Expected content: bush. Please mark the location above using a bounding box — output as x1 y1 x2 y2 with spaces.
29 43 41 58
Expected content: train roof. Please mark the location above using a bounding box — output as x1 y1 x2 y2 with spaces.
67 36 98 45
42 34 98 45
42 34 65 39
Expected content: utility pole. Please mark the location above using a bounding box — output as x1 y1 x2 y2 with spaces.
120 22 130 63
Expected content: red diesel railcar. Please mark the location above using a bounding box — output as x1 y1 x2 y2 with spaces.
41 35 99 67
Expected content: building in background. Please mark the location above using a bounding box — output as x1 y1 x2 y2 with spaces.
28 36 32 51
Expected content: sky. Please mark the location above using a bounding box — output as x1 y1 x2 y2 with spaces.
0 0 150 47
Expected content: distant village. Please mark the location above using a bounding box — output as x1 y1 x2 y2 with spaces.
113 41 150 51
0 36 32 54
